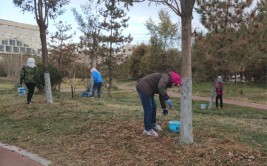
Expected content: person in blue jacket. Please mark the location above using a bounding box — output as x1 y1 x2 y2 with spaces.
89 68 103 98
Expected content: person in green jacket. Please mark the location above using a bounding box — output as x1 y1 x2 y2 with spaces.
20 58 41 104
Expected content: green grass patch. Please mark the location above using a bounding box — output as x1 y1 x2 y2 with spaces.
193 82 267 104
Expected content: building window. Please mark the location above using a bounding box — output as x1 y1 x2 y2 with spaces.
31 49 36 54
27 48 32 54
17 41 22 46
2 40 8 45
21 47 26 53
10 39 15 45
0 45 4 52
24 43 29 47
13 47 19 53
6 46 12 52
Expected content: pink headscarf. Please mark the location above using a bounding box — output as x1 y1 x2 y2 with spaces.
170 71 182 85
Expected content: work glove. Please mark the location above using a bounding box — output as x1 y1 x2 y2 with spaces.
166 98 173 108
38 82 43 87
39 84 44 89
162 109 168 116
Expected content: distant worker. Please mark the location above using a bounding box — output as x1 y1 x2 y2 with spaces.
20 58 41 104
89 68 103 98
136 71 182 137
215 76 224 109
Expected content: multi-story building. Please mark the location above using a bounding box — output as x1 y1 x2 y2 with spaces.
0 19 41 56
116 44 136 64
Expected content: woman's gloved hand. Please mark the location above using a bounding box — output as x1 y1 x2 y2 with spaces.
162 109 168 116
166 99 173 108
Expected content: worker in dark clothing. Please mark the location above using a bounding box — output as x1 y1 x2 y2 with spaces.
136 71 182 137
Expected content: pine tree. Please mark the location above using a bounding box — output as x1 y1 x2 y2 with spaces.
100 1 132 95
195 0 255 79
72 0 103 68
49 21 73 71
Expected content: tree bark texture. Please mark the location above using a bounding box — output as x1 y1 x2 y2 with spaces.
40 26 53 103
208 79 217 109
180 15 193 144
44 72 53 103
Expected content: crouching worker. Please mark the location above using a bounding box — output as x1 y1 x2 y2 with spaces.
89 68 103 98
136 71 182 137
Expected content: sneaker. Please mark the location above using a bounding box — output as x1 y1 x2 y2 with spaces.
143 129 158 137
26 101 32 104
153 124 162 131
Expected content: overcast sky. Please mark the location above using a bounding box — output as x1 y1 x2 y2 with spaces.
0 0 205 44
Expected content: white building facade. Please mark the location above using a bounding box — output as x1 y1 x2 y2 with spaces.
116 44 136 64
0 19 41 55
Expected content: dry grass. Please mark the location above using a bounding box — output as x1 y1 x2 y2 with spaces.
0 79 267 166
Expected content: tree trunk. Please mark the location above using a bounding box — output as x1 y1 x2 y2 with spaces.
180 15 193 144
40 26 53 103
92 50 97 68
208 78 217 109
107 46 113 96
44 73 53 102
107 26 113 96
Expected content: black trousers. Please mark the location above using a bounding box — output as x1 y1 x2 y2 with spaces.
25 83 36 102
216 95 223 108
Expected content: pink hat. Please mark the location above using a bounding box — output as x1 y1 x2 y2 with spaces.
170 71 182 85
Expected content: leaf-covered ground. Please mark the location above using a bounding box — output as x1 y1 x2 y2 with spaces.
0 81 266 165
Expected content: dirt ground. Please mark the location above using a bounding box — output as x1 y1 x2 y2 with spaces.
120 81 267 110
168 91 267 110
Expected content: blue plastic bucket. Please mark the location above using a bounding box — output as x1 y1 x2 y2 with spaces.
200 104 207 109
169 120 180 133
17 87 27 95
82 91 89 97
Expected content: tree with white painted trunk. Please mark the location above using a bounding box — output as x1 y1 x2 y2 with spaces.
108 0 195 143
147 0 195 143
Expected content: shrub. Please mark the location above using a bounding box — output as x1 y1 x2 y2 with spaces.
37 64 63 90
0 63 7 77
